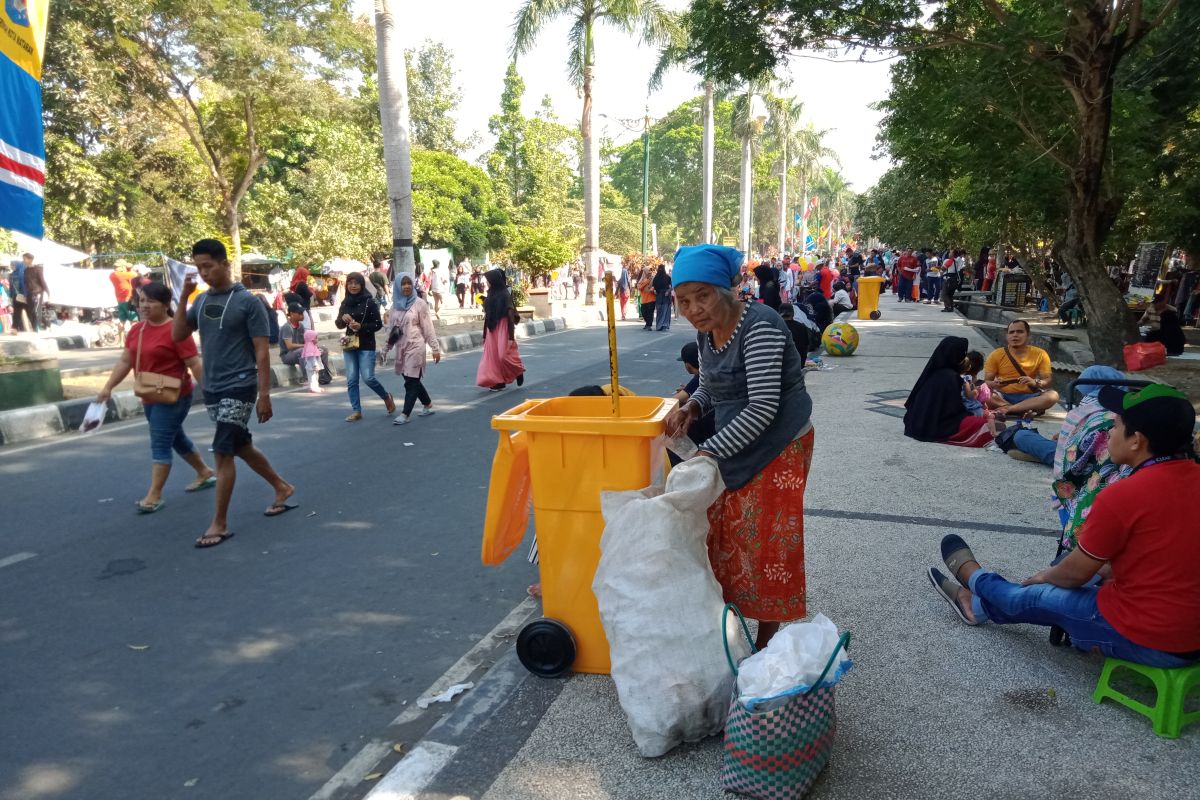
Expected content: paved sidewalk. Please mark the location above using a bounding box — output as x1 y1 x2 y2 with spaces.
392 301 1197 800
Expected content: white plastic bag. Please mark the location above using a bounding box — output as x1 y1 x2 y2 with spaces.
593 457 749 757
79 402 107 433
736 614 850 705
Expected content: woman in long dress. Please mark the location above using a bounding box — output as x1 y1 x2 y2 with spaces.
475 269 526 391
389 272 442 424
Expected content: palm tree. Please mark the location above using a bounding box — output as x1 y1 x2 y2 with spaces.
793 126 838 255
374 0 415 275
512 0 675 305
766 96 804 254
818 168 855 252
731 80 771 255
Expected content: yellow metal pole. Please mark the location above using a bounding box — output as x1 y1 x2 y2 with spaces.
604 272 621 416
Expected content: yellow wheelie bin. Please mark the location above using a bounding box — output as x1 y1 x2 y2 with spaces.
856 276 885 321
481 395 672 677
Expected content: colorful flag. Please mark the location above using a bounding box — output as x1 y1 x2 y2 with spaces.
1 0 50 237
801 195 819 221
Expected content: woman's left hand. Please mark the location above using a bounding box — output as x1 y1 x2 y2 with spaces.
432 351 441 364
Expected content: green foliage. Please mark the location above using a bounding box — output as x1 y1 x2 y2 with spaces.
412 151 511 258
406 39 473 154
509 226 575 277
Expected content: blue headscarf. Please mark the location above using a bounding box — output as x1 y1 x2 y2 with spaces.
392 271 416 310
671 245 743 289
1077 365 1124 402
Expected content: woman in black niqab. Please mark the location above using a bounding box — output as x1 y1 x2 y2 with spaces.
904 336 972 442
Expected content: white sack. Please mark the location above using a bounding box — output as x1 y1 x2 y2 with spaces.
736 614 849 703
593 457 749 757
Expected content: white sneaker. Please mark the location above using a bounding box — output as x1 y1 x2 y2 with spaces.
392 415 410 425
417 407 435 417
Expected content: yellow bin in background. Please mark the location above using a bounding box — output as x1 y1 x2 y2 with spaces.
856 276 886 321
482 395 672 677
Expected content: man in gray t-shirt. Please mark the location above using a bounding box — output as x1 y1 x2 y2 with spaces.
174 239 295 548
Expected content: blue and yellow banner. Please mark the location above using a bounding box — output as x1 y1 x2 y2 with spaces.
0 0 50 237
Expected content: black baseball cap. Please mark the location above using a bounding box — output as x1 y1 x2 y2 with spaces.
286 302 306 315
1099 384 1196 455
678 341 699 368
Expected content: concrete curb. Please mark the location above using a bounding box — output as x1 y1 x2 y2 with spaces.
0 317 569 445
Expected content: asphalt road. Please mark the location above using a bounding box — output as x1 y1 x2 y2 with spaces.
0 318 693 800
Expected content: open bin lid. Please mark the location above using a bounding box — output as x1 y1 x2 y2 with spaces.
481 430 532 565
491 396 674 437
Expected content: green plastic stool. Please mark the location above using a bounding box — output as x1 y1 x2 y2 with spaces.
1093 658 1200 738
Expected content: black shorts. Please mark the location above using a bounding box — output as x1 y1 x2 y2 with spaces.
205 386 256 454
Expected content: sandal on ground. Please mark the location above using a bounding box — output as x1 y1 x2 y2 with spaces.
345 412 363 422
185 475 217 493
417 407 435 417
927 567 979 625
135 500 164 514
195 531 235 549
264 502 299 517
385 393 397 414
392 415 410 425
1008 449 1044 464
940 534 978 581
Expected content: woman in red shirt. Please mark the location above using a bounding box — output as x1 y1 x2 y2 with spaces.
927 383 1200 668
97 282 215 514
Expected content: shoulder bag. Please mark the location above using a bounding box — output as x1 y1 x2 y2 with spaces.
133 324 183 404
340 304 361 350
1002 346 1035 391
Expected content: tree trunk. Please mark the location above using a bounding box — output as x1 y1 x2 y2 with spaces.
581 63 599 305
799 170 808 255
777 139 787 255
739 135 752 255
702 81 714 244
1056 30 1136 366
375 0 416 280
226 201 242 281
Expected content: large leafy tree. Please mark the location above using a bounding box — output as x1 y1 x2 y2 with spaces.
683 0 1183 363
66 0 368 272
511 0 677 304
406 39 474 154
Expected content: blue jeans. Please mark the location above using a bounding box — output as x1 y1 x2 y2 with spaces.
343 349 389 412
1000 390 1042 405
968 571 1196 668
1012 429 1056 466
145 393 197 465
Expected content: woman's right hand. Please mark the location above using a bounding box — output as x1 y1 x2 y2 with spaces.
665 400 699 438
96 388 112 404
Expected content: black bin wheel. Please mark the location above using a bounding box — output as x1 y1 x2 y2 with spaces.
516 618 576 678
870 310 882 320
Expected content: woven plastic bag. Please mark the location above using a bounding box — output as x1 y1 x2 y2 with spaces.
593 457 749 757
721 604 852 799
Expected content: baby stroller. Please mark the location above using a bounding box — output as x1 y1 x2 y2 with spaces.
1048 376 1151 647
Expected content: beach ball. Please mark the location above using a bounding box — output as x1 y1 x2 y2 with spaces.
822 322 860 356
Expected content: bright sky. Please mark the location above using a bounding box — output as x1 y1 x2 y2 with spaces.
355 0 894 193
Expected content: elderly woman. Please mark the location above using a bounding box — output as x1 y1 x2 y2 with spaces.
665 244 814 650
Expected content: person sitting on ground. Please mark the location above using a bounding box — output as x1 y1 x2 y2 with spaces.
753 263 781 310
1005 365 1124 469
927 383 1200 667
830 280 854 317
983 320 1060 416
960 350 991 419
1050 366 1131 544
778 302 820 361
803 288 834 334
1058 275 1082 327
903 336 994 447
279 303 331 386
1139 293 1185 356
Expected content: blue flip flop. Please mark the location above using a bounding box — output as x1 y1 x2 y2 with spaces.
135 500 164 514
186 475 217 493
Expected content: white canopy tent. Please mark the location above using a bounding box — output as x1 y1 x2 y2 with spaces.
322 257 369 274
2 230 89 267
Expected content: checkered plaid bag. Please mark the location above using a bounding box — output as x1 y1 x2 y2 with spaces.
720 604 851 800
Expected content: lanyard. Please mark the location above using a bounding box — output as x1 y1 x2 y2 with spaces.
1129 453 1190 476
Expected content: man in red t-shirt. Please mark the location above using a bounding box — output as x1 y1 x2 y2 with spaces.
896 250 920 303
926 383 1200 667
818 260 839 299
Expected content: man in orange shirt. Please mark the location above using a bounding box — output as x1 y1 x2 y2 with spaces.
109 260 139 340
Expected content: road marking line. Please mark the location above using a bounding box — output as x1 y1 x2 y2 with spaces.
0 552 36 569
306 739 393 800
363 741 458 800
391 596 537 726
306 596 537 800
